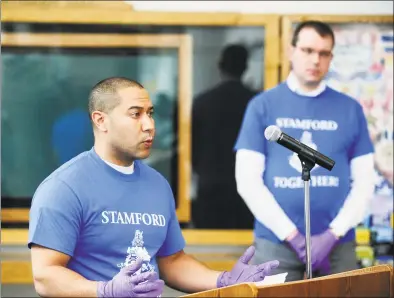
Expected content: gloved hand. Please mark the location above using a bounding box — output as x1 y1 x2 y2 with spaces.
310 229 338 271
216 246 279 288
97 258 164 297
318 257 331 275
286 231 306 263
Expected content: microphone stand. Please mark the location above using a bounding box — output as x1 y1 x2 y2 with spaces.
297 149 316 280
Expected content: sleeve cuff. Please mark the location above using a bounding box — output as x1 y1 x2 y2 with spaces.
276 221 298 241
329 221 350 238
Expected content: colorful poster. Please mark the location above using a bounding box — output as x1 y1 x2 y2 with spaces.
325 23 393 267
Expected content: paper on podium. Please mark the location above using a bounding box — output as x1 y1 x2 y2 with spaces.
253 272 288 286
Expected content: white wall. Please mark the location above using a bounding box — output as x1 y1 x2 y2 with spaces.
129 1 393 15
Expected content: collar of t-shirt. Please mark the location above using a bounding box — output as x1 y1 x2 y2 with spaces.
102 159 135 174
286 71 327 97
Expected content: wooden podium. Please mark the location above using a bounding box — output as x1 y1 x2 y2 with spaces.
181 265 393 297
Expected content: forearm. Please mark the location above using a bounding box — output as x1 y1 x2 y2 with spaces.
159 253 221 294
34 265 98 297
329 187 373 237
238 180 297 240
330 154 375 237
236 149 297 240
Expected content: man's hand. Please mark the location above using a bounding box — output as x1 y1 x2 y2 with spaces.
216 246 279 288
286 230 306 262
319 257 331 275
97 259 164 297
310 229 338 272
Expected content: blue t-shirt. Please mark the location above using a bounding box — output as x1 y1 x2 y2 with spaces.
28 147 185 281
234 83 374 244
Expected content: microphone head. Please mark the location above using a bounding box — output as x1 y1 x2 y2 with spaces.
264 125 282 141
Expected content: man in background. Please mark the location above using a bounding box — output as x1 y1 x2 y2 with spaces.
192 44 256 229
234 21 375 280
52 108 94 165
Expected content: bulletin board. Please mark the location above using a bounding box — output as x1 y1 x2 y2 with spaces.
281 15 394 268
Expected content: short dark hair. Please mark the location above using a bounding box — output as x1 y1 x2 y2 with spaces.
291 21 335 47
218 44 249 77
88 77 144 118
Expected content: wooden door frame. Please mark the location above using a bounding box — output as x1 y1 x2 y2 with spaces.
1 32 192 222
1 0 280 90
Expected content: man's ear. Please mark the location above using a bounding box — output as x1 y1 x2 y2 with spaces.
91 111 108 132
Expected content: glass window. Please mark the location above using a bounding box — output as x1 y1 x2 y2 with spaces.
1 47 179 197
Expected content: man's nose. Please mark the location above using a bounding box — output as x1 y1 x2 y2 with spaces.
311 52 320 64
141 114 154 131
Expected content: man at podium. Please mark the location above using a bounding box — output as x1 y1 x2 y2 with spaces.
28 77 280 297
234 20 375 281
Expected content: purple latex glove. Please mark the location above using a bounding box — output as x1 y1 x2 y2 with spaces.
286 231 306 262
97 258 164 297
216 246 280 288
319 257 331 275
310 229 338 271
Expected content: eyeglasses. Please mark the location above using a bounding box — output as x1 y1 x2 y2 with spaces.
297 46 333 59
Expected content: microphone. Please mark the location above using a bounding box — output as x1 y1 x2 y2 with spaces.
264 125 335 171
